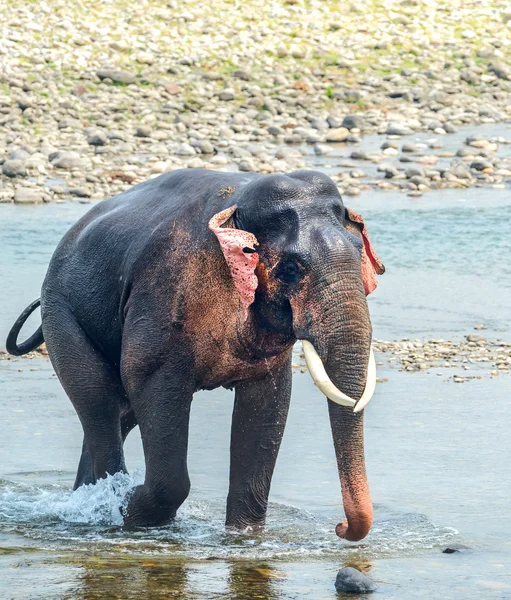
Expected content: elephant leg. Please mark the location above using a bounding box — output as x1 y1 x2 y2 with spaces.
122 369 193 528
74 409 138 489
43 310 128 489
226 354 292 530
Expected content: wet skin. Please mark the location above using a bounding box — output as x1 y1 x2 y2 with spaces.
36 168 381 538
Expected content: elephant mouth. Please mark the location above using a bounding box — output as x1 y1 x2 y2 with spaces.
301 340 376 413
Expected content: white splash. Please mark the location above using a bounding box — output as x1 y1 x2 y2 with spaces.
0 471 143 526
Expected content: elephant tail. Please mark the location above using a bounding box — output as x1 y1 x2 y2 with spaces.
6 298 45 356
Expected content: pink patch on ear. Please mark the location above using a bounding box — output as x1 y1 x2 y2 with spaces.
345 208 385 296
209 205 259 321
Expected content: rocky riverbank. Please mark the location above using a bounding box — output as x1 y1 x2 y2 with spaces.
3 335 510 382
2 0 511 203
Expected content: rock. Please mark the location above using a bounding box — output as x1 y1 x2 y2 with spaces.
87 130 108 146
466 334 486 343
268 125 284 136
335 567 377 594
488 64 511 80
325 127 349 142
386 121 413 135
136 125 152 138
342 114 366 130
314 143 333 155
165 83 181 95
176 143 196 156
327 115 343 128
68 187 91 198
233 69 251 81
135 51 155 65
470 159 492 171
344 186 361 196
14 187 43 204
239 158 256 171
50 151 84 169
443 544 471 554
310 118 330 131
73 84 88 97
2 160 27 177
96 68 137 84
405 166 425 178
9 148 30 161
401 143 418 153
194 139 215 154
219 90 235 101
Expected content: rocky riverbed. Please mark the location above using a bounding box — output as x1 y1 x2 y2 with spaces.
2 0 511 203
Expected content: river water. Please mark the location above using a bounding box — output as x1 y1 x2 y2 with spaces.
1 162 511 597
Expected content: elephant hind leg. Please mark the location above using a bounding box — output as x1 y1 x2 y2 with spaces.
73 410 139 490
43 307 129 488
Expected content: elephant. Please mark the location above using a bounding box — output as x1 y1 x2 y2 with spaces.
6 169 384 541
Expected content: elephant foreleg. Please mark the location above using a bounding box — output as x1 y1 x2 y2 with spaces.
226 353 292 530
122 368 193 528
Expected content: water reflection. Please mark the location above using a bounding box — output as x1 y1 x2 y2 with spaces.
66 554 378 600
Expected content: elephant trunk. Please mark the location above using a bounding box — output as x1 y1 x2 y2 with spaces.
293 285 374 542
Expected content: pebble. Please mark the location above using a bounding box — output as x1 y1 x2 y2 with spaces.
2 160 26 178
50 151 84 169
325 127 349 142
87 131 108 146
14 187 43 204
96 68 137 84
335 567 377 594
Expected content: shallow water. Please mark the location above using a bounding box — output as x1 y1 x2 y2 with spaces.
1 136 511 597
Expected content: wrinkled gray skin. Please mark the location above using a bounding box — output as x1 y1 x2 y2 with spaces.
7 169 382 541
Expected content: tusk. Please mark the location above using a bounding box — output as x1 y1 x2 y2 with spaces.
302 341 376 412
353 347 376 413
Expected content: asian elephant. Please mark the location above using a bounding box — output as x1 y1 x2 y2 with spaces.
6 169 384 542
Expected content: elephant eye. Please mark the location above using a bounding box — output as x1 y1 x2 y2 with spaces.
275 260 305 285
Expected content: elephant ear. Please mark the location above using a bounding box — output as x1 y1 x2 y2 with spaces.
344 208 385 295
209 205 260 322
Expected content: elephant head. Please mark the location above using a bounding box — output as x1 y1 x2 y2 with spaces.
210 171 384 542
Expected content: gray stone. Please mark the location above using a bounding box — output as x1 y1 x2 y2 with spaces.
14 187 43 204
310 118 330 131
239 158 256 171
96 68 137 84
401 143 418 153
87 130 108 146
342 114 366 130
488 64 511 80
2 159 27 177
466 334 486 343
443 544 471 554
405 166 425 178
50 151 84 169
9 148 30 161
327 115 343 128
176 143 196 156
232 69 251 81
460 69 479 85
335 567 377 594
219 90 235 101
325 127 349 142
195 139 214 154
68 187 91 198
470 159 492 171
136 125 152 138
386 121 413 135
268 126 284 136
314 143 333 155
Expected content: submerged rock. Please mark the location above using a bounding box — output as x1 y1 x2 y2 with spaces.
443 544 471 554
335 567 377 594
